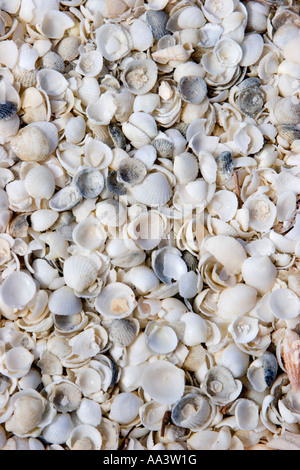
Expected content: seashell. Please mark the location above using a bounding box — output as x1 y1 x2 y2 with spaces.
201 365 242 406
0 101 17 121
207 190 238 223
0 271 36 309
216 151 234 186
228 315 259 344
234 399 259 431
75 51 103 78
96 23 132 62
40 10 75 39
0 40 18 69
180 311 208 346
10 126 50 162
152 132 174 159
84 137 113 170
130 19 154 52
124 266 160 294
204 235 247 275
146 9 169 40
263 352 278 388
122 59 158 96
276 124 300 145
24 165 55 200
66 424 102 450
73 167 104 199
76 398 102 427
177 76 207 105
21 87 50 124
106 171 127 196
108 124 126 150
0 346 34 379
130 172 172 206
268 288 300 320
217 283 257 322
117 157 147 187
42 51 65 73
134 145 157 169
49 186 82 212
63 255 98 293
243 192 277 234
198 23 223 49
72 217 106 251
86 91 117 126
220 342 250 378
171 393 214 431
239 33 264 67
95 282 136 319
241 256 277 295
144 320 178 355
141 360 185 405
96 199 127 228
109 392 143 425
274 97 300 126
236 86 265 118
122 111 158 149
65 116 86 144
42 413 74 445
152 43 193 66
57 36 81 62
37 69 69 97
30 209 59 232
48 286 82 316
281 329 300 393
173 152 199 185
10 213 29 238
152 246 187 285
108 318 140 347
214 38 243 68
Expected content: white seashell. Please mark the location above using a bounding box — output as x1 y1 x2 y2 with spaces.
131 172 172 207
204 235 247 275
84 136 113 170
27 121 58 155
108 318 140 347
1 346 34 379
42 414 74 445
74 167 104 199
214 38 243 68
48 286 82 316
96 23 132 61
42 51 65 73
37 69 69 97
65 116 86 144
141 360 185 405
134 93 160 114
145 320 178 355
152 43 194 67
207 190 238 223
75 51 103 78
109 392 143 425
10 126 50 162
239 33 264 67
134 145 157 169
283 36 300 66
18 43 38 72
171 392 214 432
86 91 117 126
173 152 199 184
122 59 158 96
77 77 100 105
24 165 55 200
179 271 201 299
57 36 81 62
49 186 82 212
30 209 59 232
243 192 277 234
220 342 250 378
201 365 242 406
139 401 169 432
241 256 277 295
0 271 36 309
274 97 300 126
130 19 154 52
180 311 208 346
40 10 75 39
0 40 18 69
268 288 300 320
277 191 297 223
63 255 98 293
66 424 102 450
234 399 259 431
228 315 259 344
198 23 223 48
217 283 257 322
95 282 136 319
72 217 106 251
76 398 102 427
124 266 160 295
32 258 60 289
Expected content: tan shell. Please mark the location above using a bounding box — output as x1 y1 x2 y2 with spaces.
10 126 50 162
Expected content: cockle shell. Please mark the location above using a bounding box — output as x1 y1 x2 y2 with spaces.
171 393 214 431
141 360 185 405
73 167 104 199
63 255 98 293
96 23 132 62
30 209 59 232
57 36 81 62
24 165 55 200
130 172 172 207
39 10 75 39
241 256 277 295
122 59 158 96
95 282 136 319
75 51 104 78
204 235 247 275
10 126 50 162
48 286 82 316
144 320 178 355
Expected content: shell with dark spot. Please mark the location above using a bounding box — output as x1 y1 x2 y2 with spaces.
0 101 17 121
106 171 127 196
74 167 104 199
117 157 147 186
146 10 169 40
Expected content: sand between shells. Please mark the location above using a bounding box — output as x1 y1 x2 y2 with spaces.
0 0 300 451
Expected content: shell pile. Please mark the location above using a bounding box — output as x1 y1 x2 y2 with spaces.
0 0 300 452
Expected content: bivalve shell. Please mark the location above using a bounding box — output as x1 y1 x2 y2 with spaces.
10 126 50 162
63 255 98 293
0 271 36 309
24 165 55 200
48 286 82 316
141 360 185 405
95 282 136 319
122 59 158 96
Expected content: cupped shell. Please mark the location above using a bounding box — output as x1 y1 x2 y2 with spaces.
95 282 136 319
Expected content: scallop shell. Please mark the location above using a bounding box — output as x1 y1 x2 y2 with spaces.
122 59 158 96
42 414 74 445
281 329 300 393
63 255 98 293
48 286 82 316
108 318 140 347
42 51 65 73
65 116 86 144
95 282 136 319
0 101 17 121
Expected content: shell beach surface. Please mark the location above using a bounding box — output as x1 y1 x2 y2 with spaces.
1 0 300 453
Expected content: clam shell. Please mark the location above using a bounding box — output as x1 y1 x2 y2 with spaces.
109 392 143 425
269 288 300 320
24 165 55 200
75 51 104 78
106 171 127 196
146 9 169 40
40 10 74 39
141 360 185 405
240 33 264 67
217 283 257 321
117 157 147 186
130 19 154 52
10 126 50 162
0 101 17 121
57 36 81 62
241 256 277 295
96 23 132 61
66 424 102 450
49 186 82 212
42 413 74 445
30 209 59 232
72 217 106 251
0 271 36 308
144 320 178 354
37 69 69 97
76 398 102 427
95 282 136 319
42 51 65 73
221 342 250 378
124 266 160 294
201 366 242 406
65 116 86 144
204 235 247 275
122 59 158 96
48 286 82 316
173 152 199 184
63 255 98 293
108 318 140 347
73 167 104 199
236 86 265 117
180 311 208 346
96 199 127 228
171 393 213 431
178 76 207 105
131 172 172 206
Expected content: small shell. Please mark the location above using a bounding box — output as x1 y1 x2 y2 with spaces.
141 360 185 405
207 190 238 223
268 288 300 320
124 266 160 294
106 171 127 196
145 320 178 354
48 286 82 316
276 124 300 145
66 424 102 451
240 33 264 67
220 342 250 378
241 256 277 295
146 9 169 40
72 217 106 251
228 315 259 344
0 101 17 121
95 282 136 319
10 126 50 162
152 133 174 159
37 69 69 97
42 51 65 73
40 10 75 39
152 246 187 285
108 124 126 150
73 168 104 199
122 59 158 96
131 172 172 206
57 36 81 62
42 414 74 445
173 152 199 184
24 165 55 200
63 255 98 293
180 311 208 346
237 86 265 117
130 19 154 52
0 271 36 309
117 157 147 186
263 352 278 388
214 38 243 68
217 284 257 321
216 151 234 185
49 186 82 212
65 116 86 144
204 235 247 275
201 366 242 406
96 23 132 62
177 76 207 105
171 393 214 431
30 209 59 232
281 329 300 393
96 199 127 228
108 318 140 347
243 193 277 234
75 51 103 78
109 392 143 425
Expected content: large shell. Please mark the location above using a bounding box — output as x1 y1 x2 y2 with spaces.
141 360 185 405
0 271 36 308
10 126 50 162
